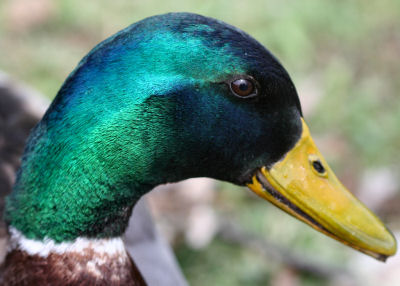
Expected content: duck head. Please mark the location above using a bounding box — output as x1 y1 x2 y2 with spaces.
6 13 396 260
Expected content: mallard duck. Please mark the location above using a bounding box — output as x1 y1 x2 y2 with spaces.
1 12 396 285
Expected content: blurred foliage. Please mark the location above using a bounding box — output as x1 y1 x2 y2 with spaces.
1 0 399 285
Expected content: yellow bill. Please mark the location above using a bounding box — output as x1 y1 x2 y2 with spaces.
248 118 396 261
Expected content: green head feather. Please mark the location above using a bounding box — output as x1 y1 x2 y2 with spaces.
6 13 302 242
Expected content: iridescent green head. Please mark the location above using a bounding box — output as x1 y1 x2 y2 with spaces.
6 13 302 242
6 13 396 260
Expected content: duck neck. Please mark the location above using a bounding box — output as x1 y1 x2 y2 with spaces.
5 95 189 243
6 152 152 243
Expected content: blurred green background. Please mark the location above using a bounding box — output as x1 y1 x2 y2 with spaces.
1 0 399 285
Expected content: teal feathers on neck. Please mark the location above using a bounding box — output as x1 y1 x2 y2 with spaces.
5 13 302 242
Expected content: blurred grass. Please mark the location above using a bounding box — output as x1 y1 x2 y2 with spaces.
1 0 399 285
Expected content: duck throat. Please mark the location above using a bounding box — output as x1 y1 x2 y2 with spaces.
4 106 159 242
2 227 146 286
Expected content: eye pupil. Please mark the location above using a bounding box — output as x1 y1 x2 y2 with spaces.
312 160 325 174
239 82 248 91
230 78 256 97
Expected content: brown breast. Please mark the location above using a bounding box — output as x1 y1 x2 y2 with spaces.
1 249 147 286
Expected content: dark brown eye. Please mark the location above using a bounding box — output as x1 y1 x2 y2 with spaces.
230 78 256 98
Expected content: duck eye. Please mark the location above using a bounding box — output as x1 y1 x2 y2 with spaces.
230 78 256 98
